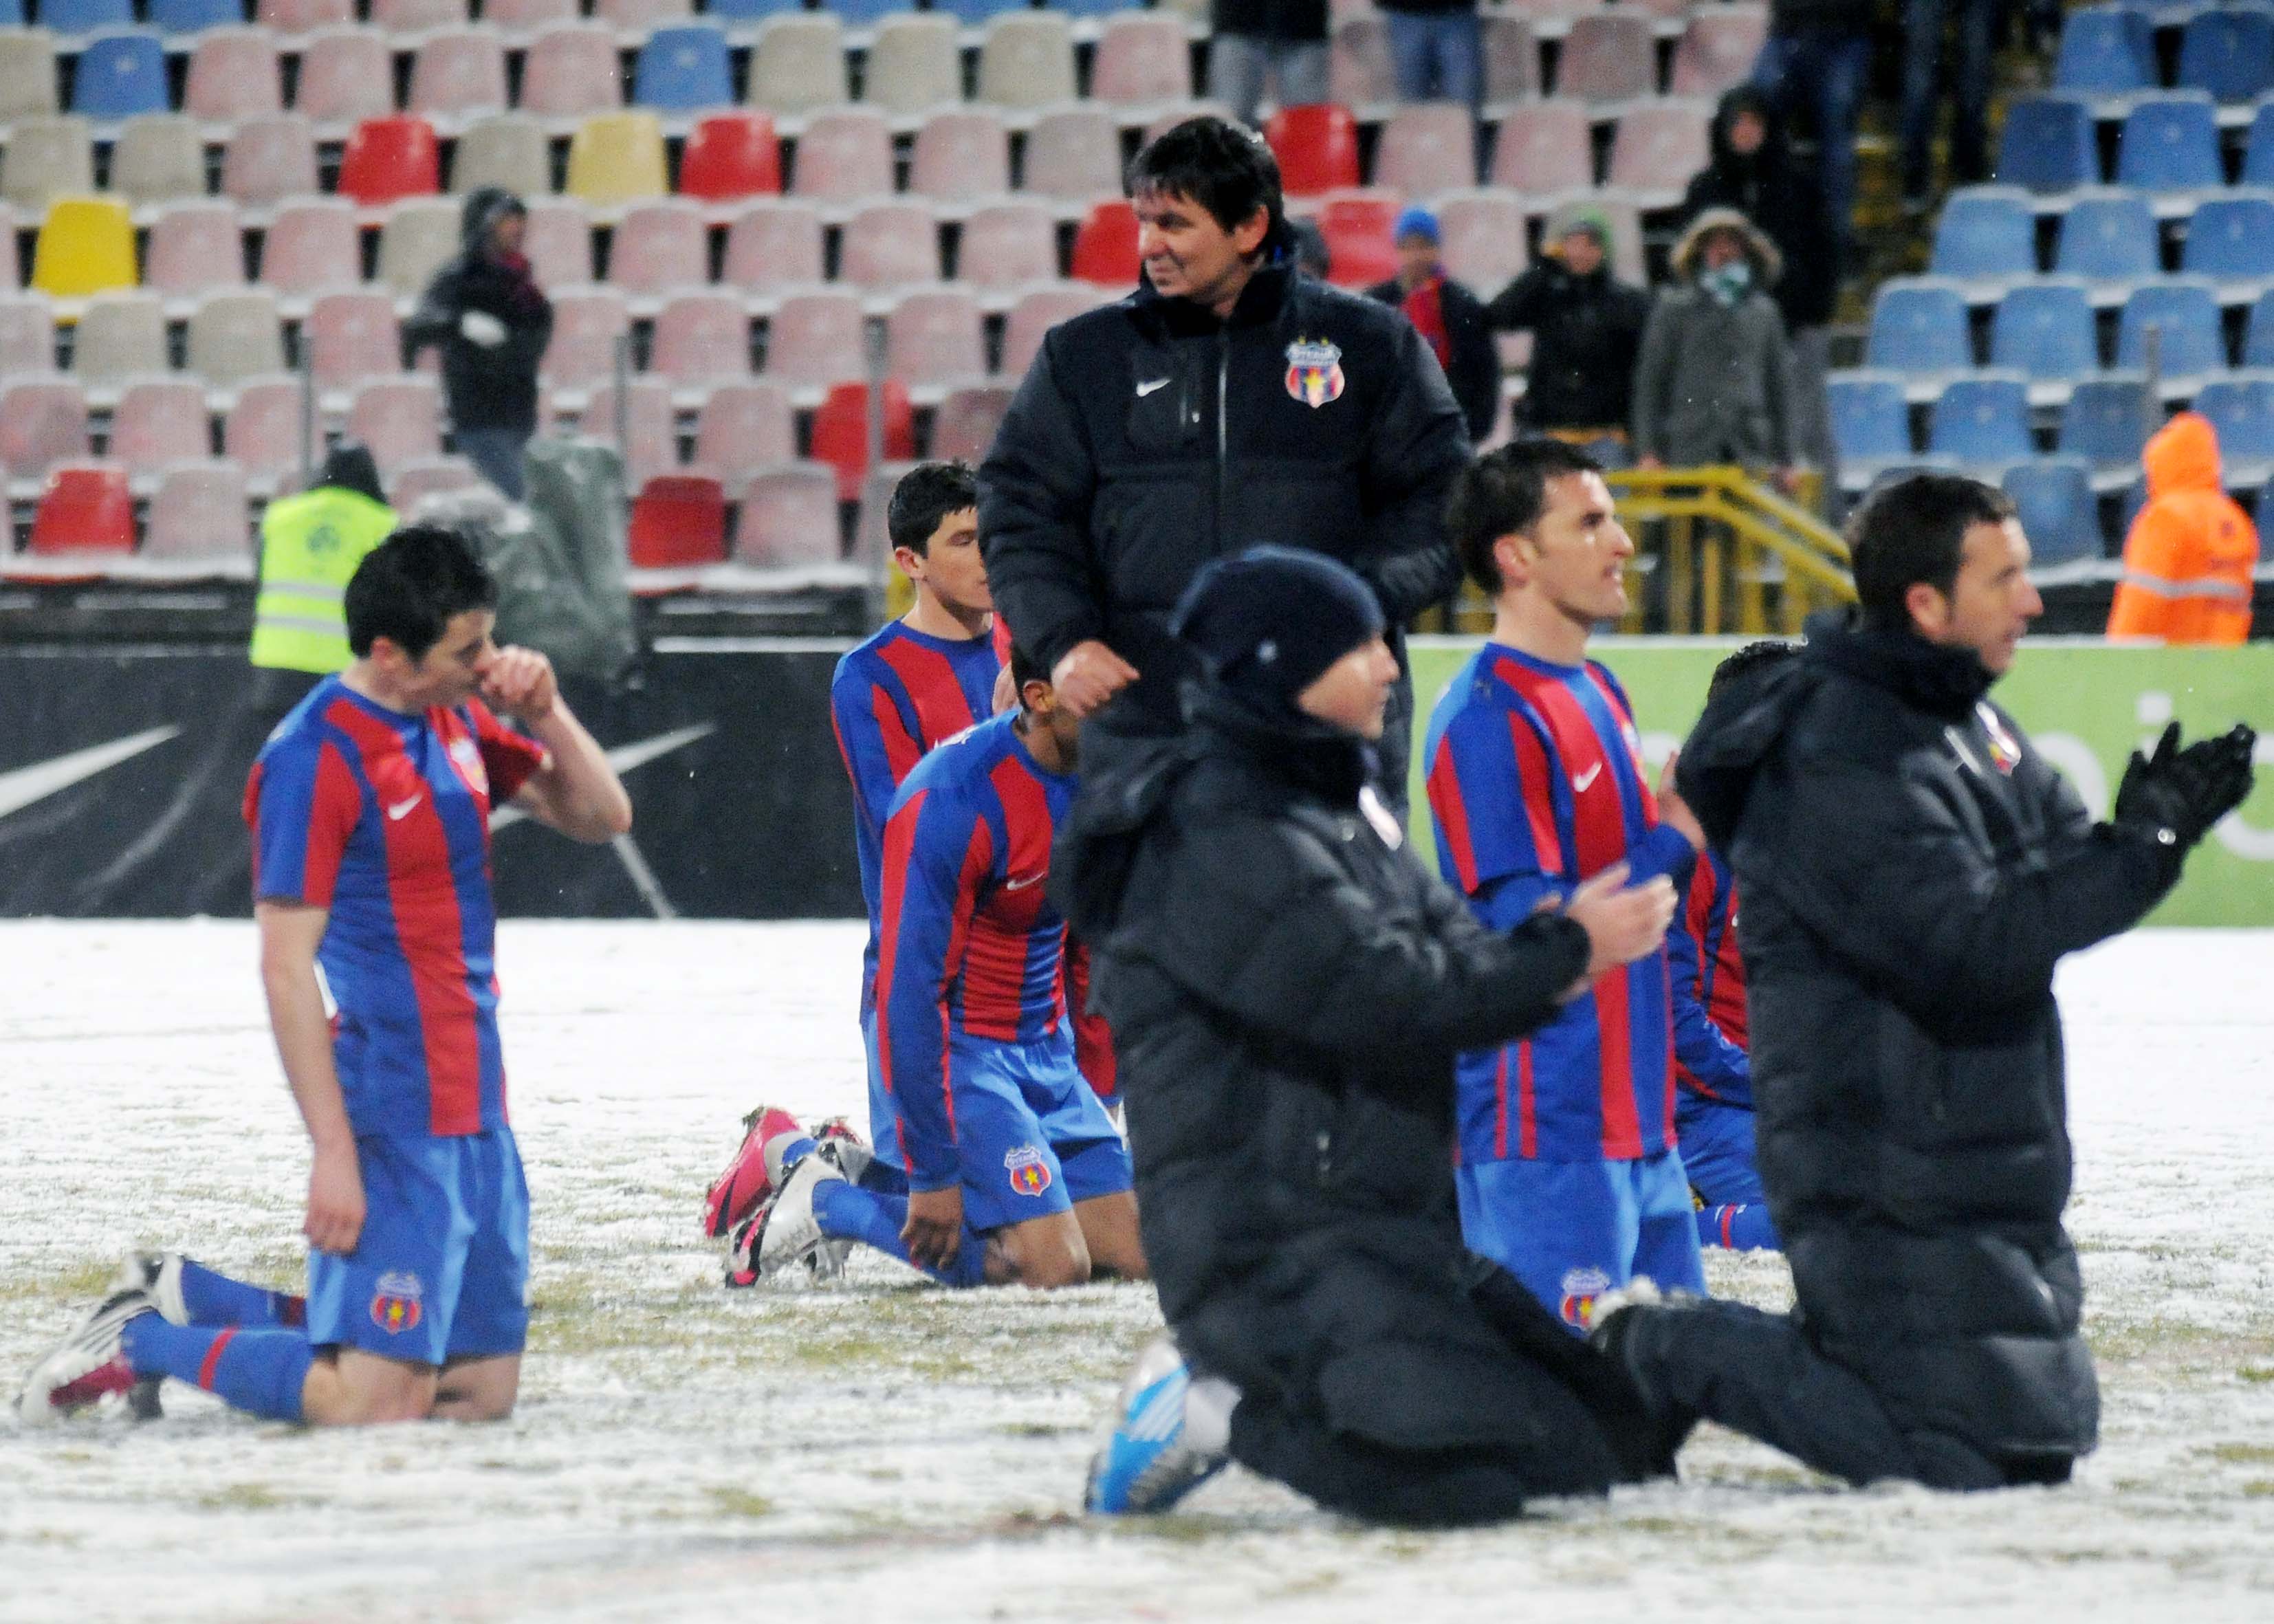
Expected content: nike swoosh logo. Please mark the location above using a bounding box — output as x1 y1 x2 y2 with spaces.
1573 763 1603 793
490 723 718 832
1003 873 1046 891
386 796 423 821
0 725 181 821
1135 378 1170 397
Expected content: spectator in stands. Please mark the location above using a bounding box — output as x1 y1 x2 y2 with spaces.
1632 209 1798 490
1749 0 1872 263
1289 217 1332 281
1378 0 1483 109
2108 413 2260 646
1483 208 1652 463
1367 207 1501 443
406 188 554 503
1209 0 1331 129
1899 0 1996 213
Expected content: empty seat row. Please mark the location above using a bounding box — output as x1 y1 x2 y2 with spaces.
1870 279 2274 389
1997 92 2274 195
2053 5 2274 107
1927 189 2274 291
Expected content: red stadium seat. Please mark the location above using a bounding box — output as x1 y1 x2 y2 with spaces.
1316 193 1401 288
1265 104 1361 197
808 380 913 503
339 116 443 208
1071 198 1139 287
679 113 781 202
30 463 135 558
628 472 728 569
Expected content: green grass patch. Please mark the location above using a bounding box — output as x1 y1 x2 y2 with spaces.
2209 1443 2274 1466
197 1484 290 1513
706 1487 774 1519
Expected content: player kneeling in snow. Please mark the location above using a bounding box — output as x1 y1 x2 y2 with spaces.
729 646 1144 1290
1065 548 1684 1524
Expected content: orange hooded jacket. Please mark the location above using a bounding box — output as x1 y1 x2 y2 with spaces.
2106 412 2258 644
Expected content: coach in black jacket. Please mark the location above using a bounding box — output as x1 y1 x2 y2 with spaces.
1595 475 2255 1489
979 118 1470 818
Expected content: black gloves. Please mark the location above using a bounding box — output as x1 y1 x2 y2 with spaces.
2113 722 2259 851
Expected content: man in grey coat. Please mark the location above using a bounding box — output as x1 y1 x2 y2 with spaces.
1631 208 1799 493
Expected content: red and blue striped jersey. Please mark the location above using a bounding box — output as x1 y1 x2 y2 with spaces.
1422 644 1695 1164
244 677 549 1140
829 622 1001 1009
1669 851 1751 1108
873 712 1076 1192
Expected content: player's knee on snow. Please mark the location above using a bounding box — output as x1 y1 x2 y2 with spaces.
999 1214 1092 1290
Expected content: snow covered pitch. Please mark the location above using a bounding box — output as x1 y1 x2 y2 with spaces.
5 921 2273 1623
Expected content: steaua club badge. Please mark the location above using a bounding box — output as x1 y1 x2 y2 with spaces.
1284 338 1346 408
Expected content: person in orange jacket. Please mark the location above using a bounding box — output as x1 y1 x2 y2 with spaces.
2107 412 2259 644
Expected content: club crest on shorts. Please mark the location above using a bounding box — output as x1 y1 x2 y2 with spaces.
1005 1144 1053 1197
1284 338 1345 408
1558 1266 1611 1329
1977 703 2022 776
371 1271 424 1335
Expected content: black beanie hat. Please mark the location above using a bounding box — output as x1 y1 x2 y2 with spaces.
1170 546 1386 712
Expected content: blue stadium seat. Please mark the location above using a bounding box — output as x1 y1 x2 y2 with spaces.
1930 373 2037 465
1866 278 1974 377
149 0 243 32
704 0 803 18
0 0 20 24
1929 188 2038 282
2191 373 2274 480
2248 289 2274 366
1056 0 1137 14
2247 102 2274 187
1994 98 2099 193
2181 193 2274 283
930 0 1030 24
1827 373 1914 471
633 25 731 111
818 0 905 25
2117 279 2229 380
70 34 171 120
1991 281 2100 382
2054 7 2156 98
2055 192 2161 285
2116 94 2225 190
40 0 133 32
2002 457 2106 566
2177 6 2274 104
2060 375 2156 468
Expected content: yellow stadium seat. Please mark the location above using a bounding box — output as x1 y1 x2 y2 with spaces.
565 112 666 207
30 197 138 301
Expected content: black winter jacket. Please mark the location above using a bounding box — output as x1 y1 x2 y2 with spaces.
1211 0 1326 43
1679 87 1839 330
1365 274 1503 444
404 189 555 435
1483 261 1654 432
1678 613 2187 1462
978 263 1471 738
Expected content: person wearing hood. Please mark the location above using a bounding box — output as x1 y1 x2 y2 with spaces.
1366 206 1502 443
250 441 397 682
1483 208 1652 457
979 116 1472 822
1590 473 2257 1490
406 188 554 502
2107 412 2259 646
1632 209 1799 492
1069 545 1685 1523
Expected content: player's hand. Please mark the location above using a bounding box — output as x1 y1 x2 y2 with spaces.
305 1141 365 1256
480 646 558 723
902 1185 964 1272
1563 862 1676 991
1051 640 1139 720
1656 749 1706 853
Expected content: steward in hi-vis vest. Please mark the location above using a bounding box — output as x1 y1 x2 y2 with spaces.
250 444 396 674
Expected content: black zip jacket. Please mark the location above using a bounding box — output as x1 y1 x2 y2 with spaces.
1483 261 1654 433
404 189 555 436
1365 273 1503 444
1212 0 1326 42
1679 87 1839 330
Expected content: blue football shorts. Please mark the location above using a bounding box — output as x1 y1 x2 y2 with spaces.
1456 1146 1708 1331
945 1030 1132 1233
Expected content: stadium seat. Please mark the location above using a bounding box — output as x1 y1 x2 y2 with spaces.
703 0 798 19
1331 14 1396 107
349 375 442 473
0 294 55 373
152 0 247 34
649 290 751 388
110 115 210 207
144 461 252 565
1489 99 1593 197
30 196 135 298
2247 102 2274 188
567 113 668 205
734 462 840 569
634 25 731 113
378 197 461 298
1929 186 2038 283
221 114 320 208
2053 191 2161 286
1557 13 1654 105
452 115 552 198
1670 7 1768 100
385 455 479 514
72 34 171 120
931 0 1026 24
2 117 96 212
628 473 728 569
523 198 595 283
956 200 1059 291
2177 6 2274 105
578 376 676 487
1476 12 1538 109
108 377 213 476
865 15 961 118
721 199 824 292
1316 193 1401 288
1092 12 1193 110
369 0 466 33
47 0 131 30
850 460 912 562
1435 189 1528 292
2059 375 2155 469
2116 278 2227 382
408 30 509 119
910 110 1012 204
747 16 848 118
2189 373 2274 481
824 0 906 31
259 198 360 298
1989 280 2099 383
2246 289 2274 366
790 108 895 203
0 28 56 120
2052 6 2155 98
596 0 693 33
691 379 795 488
1993 97 2098 193
540 286 632 391
28 463 134 560
842 201 943 290
0 379 91 480
808 379 913 501
2180 193 2274 285
1929 373 2037 465
930 381 1013 464
220 374 302 483
1266 105 1361 197
885 287 986 388
339 115 441 207
609 199 709 297
1376 102 1478 197
72 291 169 390
525 25 626 120
1071 197 1139 286
2000 457 2103 567
256 0 352 30
1023 107 1123 201
679 113 782 202
305 289 404 391
1606 101 1713 208
183 28 283 122
1866 278 1974 377
976 13 1077 111
2115 94 2224 191
761 289 864 387
188 289 287 384
1002 283 1105 376
484 0 576 28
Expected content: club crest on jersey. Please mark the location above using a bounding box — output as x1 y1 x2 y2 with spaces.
1558 1266 1611 1329
1005 1144 1053 1197
1977 703 2022 776
370 1271 424 1335
1284 338 1345 408
449 734 489 793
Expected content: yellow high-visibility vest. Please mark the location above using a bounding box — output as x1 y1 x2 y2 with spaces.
248 488 397 673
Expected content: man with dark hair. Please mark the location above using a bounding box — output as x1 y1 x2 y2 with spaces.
1367 206 1501 443
979 115 1470 822
1065 546 1681 1524
1591 472 2257 1489
406 189 554 501
19 527 633 1429
732 645 1144 1293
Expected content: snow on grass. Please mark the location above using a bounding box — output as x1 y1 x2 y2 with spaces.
3 923 2273 1622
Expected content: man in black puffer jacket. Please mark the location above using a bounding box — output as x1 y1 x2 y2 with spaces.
1064 547 1685 1525
1594 474 2257 1489
406 188 554 501
979 118 1469 819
